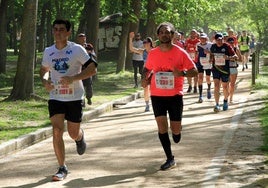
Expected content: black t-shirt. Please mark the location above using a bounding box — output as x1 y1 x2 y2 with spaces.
210 43 235 74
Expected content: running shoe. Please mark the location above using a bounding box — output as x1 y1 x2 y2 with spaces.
187 85 192 93
52 165 68 181
145 104 150 112
198 97 203 103
76 129 86 155
160 156 176 170
223 100 228 111
214 105 220 112
87 98 92 105
207 89 212 99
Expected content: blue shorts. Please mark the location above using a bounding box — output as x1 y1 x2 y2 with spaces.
48 100 83 123
230 68 238 75
151 95 183 121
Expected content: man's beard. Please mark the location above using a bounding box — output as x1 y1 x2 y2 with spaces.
160 39 171 44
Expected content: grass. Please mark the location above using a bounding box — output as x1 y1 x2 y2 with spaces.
0 50 140 143
254 65 268 152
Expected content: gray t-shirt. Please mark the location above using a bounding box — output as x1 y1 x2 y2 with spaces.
132 40 144 61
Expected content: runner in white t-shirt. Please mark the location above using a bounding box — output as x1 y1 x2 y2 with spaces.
39 19 97 181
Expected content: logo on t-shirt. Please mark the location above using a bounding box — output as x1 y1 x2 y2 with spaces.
52 57 70 73
66 50 72 54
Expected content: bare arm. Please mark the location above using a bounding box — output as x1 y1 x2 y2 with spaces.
235 49 243 62
39 65 54 92
60 61 97 85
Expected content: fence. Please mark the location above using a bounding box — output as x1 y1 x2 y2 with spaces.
251 43 262 85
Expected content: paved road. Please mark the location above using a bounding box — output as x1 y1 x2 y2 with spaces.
0 64 267 188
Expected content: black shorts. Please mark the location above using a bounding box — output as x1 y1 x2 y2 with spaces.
48 100 83 123
151 95 183 121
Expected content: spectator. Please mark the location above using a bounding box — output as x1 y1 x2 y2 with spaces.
76 33 97 106
130 33 144 88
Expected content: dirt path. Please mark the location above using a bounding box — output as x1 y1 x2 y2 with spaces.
0 64 267 188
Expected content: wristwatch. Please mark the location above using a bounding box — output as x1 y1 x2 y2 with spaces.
182 71 187 76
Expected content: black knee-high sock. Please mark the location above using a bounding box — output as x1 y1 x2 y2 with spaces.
158 132 172 159
207 83 211 90
198 85 203 97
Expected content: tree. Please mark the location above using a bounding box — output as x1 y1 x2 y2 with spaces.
0 0 9 74
145 0 157 39
8 0 38 100
85 0 100 58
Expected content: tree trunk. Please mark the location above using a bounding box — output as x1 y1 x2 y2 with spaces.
117 21 130 73
125 0 141 71
37 1 49 52
8 0 38 100
85 0 100 58
146 0 157 39
77 4 87 35
46 1 53 47
0 0 9 74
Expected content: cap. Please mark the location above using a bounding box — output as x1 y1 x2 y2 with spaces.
78 33 86 37
222 32 228 37
143 37 153 45
200 33 207 38
215 33 223 40
191 29 197 33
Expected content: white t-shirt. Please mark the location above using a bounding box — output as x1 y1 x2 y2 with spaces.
42 41 90 101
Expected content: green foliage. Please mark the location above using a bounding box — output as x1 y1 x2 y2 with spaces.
0 52 141 143
253 63 268 152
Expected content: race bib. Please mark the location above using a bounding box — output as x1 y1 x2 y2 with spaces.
53 82 74 99
214 53 225 66
155 72 174 89
189 52 196 60
200 56 212 69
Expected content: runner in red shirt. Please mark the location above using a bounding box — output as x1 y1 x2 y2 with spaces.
184 29 200 93
141 22 198 171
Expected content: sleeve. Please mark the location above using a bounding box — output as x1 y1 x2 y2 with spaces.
182 49 196 70
41 48 49 67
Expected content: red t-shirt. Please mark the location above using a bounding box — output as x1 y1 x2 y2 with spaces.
184 38 200 62
145 45 196 96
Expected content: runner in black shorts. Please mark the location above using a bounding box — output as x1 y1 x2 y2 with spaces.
141 22 198 171
40 19 97 181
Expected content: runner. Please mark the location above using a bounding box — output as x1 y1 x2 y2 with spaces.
141 22 198 170
238 30 250 71
184 29 200 93
210 33 237 112
196 33 213 103
226 37 242 103
39 19 97 181
129 32 154 112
